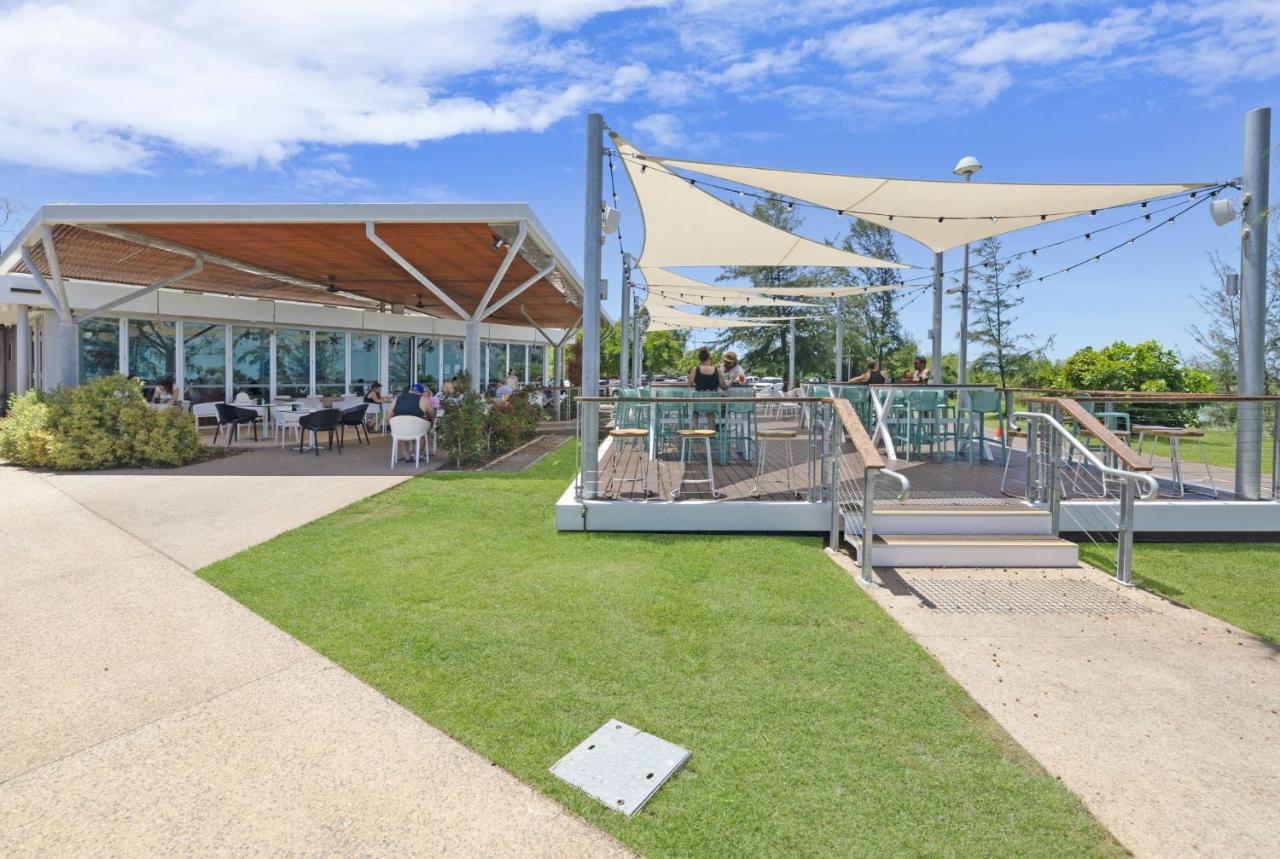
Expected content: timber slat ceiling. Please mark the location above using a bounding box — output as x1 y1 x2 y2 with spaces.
15 221 578 326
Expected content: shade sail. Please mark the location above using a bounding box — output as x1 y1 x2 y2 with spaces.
643 291 787 331
613 134 907 270
638 266 816 307
650 154 1214 253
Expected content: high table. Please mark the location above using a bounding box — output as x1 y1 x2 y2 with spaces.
822 383 999 462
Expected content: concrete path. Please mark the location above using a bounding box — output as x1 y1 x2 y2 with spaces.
834 555 1280 859
0 463 628 857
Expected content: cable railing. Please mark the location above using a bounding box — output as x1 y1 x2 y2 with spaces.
1015 399 1159 585
828 398 908 584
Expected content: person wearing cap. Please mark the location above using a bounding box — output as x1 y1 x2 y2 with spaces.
718 351 746 386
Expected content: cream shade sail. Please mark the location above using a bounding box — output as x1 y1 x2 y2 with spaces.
649 154 1214 253
643 291 788 332
612 134 908 269
639 266 816 307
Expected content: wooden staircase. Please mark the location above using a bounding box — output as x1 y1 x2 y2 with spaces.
845 504 1080 568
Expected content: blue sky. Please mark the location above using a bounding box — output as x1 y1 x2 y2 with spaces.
1 0 1276 359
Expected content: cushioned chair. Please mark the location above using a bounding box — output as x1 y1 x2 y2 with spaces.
298 408 341 456
213 402 262 445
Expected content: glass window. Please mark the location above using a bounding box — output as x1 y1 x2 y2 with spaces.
231 326 270 403
276 328 310 398
529 344 545 386
315 330 345 395
388 335 412 393
485 342 506 386
509 344 527 386
183 322 226 404
415 337 439 390
127 319 176 388
350 334 380 395
79 317 119 383
441 338 463 385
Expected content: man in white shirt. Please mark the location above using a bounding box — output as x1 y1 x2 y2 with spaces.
909 356 930 383
718 351 747 386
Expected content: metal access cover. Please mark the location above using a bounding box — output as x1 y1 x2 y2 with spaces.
550 720 690 816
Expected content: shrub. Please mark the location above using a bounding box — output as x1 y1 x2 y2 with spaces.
435 374 542 468
0 374 204 470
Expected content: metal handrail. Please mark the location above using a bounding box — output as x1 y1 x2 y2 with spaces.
878 467 911 501
1015 410 1157 586
829 398 909 584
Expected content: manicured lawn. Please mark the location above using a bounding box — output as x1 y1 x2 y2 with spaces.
1080 542 1280 644
201 440 1122 857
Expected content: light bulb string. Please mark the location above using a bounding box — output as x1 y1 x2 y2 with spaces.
612 149 1224 223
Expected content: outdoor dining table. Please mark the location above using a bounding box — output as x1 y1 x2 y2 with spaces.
826 383 1000 462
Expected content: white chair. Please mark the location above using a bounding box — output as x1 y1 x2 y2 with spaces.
389 415 430 469
191 402 219 431
275 410 302 448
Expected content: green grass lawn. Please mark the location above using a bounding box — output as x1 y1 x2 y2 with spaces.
200 440 1122 857
1080 542 1280 644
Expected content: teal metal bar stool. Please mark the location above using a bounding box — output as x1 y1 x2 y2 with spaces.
956 389 1007 464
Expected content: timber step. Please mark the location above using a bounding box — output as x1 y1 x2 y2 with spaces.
870 504 1052 536
849 533 1079 568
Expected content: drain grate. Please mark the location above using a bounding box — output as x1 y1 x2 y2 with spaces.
904 578 1150 615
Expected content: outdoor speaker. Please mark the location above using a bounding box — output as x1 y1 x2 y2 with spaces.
1210 198 1238 227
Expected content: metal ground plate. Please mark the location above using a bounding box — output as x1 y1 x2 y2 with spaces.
550 720 690 816
904 578 1151 615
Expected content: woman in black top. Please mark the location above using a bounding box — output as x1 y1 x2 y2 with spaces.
686 347 726 392
363 381 386 404
848 358 886 385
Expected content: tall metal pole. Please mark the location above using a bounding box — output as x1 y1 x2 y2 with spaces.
834 296 844 381
579 113 604 498
930 251 943 383
788 316 796 390
957 169 975 387
619 254 632 388
632 306 644 381
1236 106 1271 500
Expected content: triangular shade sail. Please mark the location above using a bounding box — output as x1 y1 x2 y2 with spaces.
613 134 907 269
650 154 1214 253
643 292 788 332
638 267 816 307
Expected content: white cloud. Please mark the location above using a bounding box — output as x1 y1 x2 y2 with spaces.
0 0 657 173
634 113 686 147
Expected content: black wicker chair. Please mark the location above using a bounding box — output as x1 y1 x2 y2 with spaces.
298 408 342 456
213 402 262 445
338 404 370 448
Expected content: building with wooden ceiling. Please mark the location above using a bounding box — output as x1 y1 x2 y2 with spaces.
0 203 585 401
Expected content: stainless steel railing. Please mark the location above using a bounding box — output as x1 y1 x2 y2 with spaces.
828 398 908 583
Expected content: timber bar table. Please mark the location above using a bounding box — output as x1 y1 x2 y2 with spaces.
819 382 1000 462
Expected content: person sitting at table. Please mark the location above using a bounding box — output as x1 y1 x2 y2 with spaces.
494 376 514 399
151 377 180 406
718 350 746 386
363 381 387 404
847 358 885 385
439 378 462 409
391 383 437 461
687 347 727 392
908 356 930 384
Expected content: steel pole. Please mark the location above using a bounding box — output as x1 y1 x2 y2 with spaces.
1236 107 1270 500
958 171 974 386
579 113 604 498
15 305 29 395
619 270 631 388
931 251 943 383
788 316 796 390
834 296 844 381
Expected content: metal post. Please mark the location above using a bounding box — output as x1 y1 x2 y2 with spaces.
958 242 969 386
834 296 844 381
631 300 643 382
15 305 29 395
829 423 841 550
619 256 631 389
579 113 604 499
1047 406 1061 534
861 468 876 585
57 320 78 388
1272 402 1279 501
1116 480 1135 586
930 251 943 383
463 319 482 392
787 316 796 390
1236 107 1270 500
1025 416 1038 503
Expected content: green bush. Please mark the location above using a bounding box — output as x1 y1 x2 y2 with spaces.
435 372 542 468
1052 340 1215 427
0 374 204 470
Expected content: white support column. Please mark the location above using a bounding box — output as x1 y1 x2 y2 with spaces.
224 324 234 402
344 332 352 395
58 321 79 388
834 296 843 381
310 331 318 395
118 317 128 376
464 319 482 392
579 113 605 497
15 305 30 395
268 329 278 401
1236 106 1271 500
175 320 185 399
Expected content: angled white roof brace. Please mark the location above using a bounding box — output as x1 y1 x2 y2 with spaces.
76 257 205 323
475 222 528 318
19 245 67 320
365 221 472 319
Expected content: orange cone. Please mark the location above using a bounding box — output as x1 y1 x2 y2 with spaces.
994 424 1003 440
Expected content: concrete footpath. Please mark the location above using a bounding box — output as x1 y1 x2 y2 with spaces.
834 556 1280 859
0 463 628 857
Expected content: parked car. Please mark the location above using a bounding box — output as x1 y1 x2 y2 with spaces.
754 376 784 393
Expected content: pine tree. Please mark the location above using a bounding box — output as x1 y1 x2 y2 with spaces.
833 220 910 373
966 237 1051 388
1188 232 1280 393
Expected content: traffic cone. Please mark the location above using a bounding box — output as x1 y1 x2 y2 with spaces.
994 424 1003 440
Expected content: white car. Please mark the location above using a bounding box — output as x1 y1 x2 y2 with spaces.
754 376 784 393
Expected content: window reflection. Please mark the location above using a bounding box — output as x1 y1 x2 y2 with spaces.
183 322 226 404
78 318 119 383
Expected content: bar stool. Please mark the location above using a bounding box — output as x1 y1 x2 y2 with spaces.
672 428 721 498
604 427 652 499
751 428 797 497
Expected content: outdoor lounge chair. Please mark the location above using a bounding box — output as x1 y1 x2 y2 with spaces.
213 402 262 445
338 404 371 447
298 408 341 456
